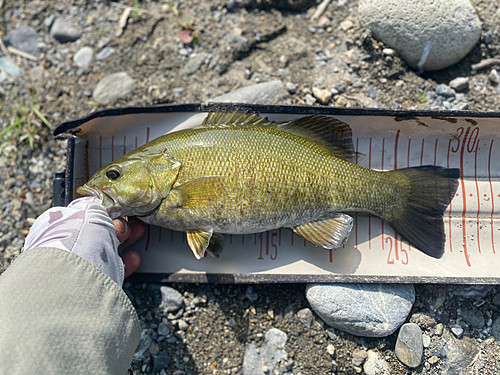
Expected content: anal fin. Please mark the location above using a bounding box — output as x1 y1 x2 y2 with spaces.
293 214 353 249
187 229 213 259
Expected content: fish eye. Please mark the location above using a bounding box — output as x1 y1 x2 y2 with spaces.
106 168 121 181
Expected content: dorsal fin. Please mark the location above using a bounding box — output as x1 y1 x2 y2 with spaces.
279 116 355 161
201 110 354 161
202 109 274 127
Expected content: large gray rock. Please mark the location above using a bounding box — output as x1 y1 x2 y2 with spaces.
395 323 423 368
359 0 482 71
243 328 287 375
92 72 135 105
306 283 415 337
7 25 38 56
50 18 82 43
208 80 284 104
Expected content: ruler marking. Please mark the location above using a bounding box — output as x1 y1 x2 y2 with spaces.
356 138 359 249
230 234 233 245
146 127 150 143
407 138 411 167
99 136 102 169
489 139 496 254
369 138 372 249
145 225 150 252
123 135 126 155
474 140 481 254
447 139 453 254
356 138 359 165
421 139 425 166
85 140 89 181
381 138 385 250
135 136 138 149
460 127 471 267
394 130 400 169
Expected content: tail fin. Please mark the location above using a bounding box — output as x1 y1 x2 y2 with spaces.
386 166 460 258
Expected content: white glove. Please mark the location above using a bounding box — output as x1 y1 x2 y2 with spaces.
23 197 125 286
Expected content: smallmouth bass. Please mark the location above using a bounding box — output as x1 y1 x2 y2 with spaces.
78 109 460 259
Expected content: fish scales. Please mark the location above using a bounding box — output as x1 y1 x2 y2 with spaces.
139 126 388 232
78 110 460 259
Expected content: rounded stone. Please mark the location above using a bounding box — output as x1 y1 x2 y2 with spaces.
159 286 184 313
449 77 469 92
50 18 82 43
306 283 415 337
395 323 423 368
7 25 38 56
73 47 94 68
359 0 482 71
92 72 135 105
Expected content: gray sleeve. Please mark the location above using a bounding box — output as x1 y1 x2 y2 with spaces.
0 247 140 375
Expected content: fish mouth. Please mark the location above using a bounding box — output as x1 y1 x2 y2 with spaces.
76 184 117 211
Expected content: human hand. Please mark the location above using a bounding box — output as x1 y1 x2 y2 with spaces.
113 218 145 278
23 197 145 286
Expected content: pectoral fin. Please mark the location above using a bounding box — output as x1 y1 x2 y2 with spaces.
293 214 353 249
187 229 213 259
174 176 224 210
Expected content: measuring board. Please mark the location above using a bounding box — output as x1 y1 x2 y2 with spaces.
54 103 500 284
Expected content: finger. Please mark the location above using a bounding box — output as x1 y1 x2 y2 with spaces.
114 218 131 243
120 221 146 249
122 251 142 278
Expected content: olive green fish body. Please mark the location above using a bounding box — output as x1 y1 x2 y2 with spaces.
138 126 386 233
78 110 460 260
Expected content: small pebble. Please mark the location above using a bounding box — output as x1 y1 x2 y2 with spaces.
449 77 469 92
327 344 335 356
178 320 189 331
7 25 38 56
435 323 444 336
435 84 456 99
395 323 423 368
351 349 368 366
451 325 463 339
226 0 238 10
96 47 115 61
461 309 485 329
73 47 93 68
422 334 431 348
50 18 82 42
159 286 184 312
246 286 258 302
305 94 316 105
428 356 439 365
339 18 354 31
297 308 313 329
489 69 500 85
92 72 135 105
286 82 297 94
312 87 331 104
382 48 395 56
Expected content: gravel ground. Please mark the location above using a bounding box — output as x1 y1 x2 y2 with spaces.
1 0 500 374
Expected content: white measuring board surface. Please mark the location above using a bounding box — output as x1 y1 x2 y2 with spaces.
62 105 500 284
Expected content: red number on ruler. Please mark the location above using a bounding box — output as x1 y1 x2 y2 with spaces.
387 237 410 265
258 232 279 260
386 237 394 264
